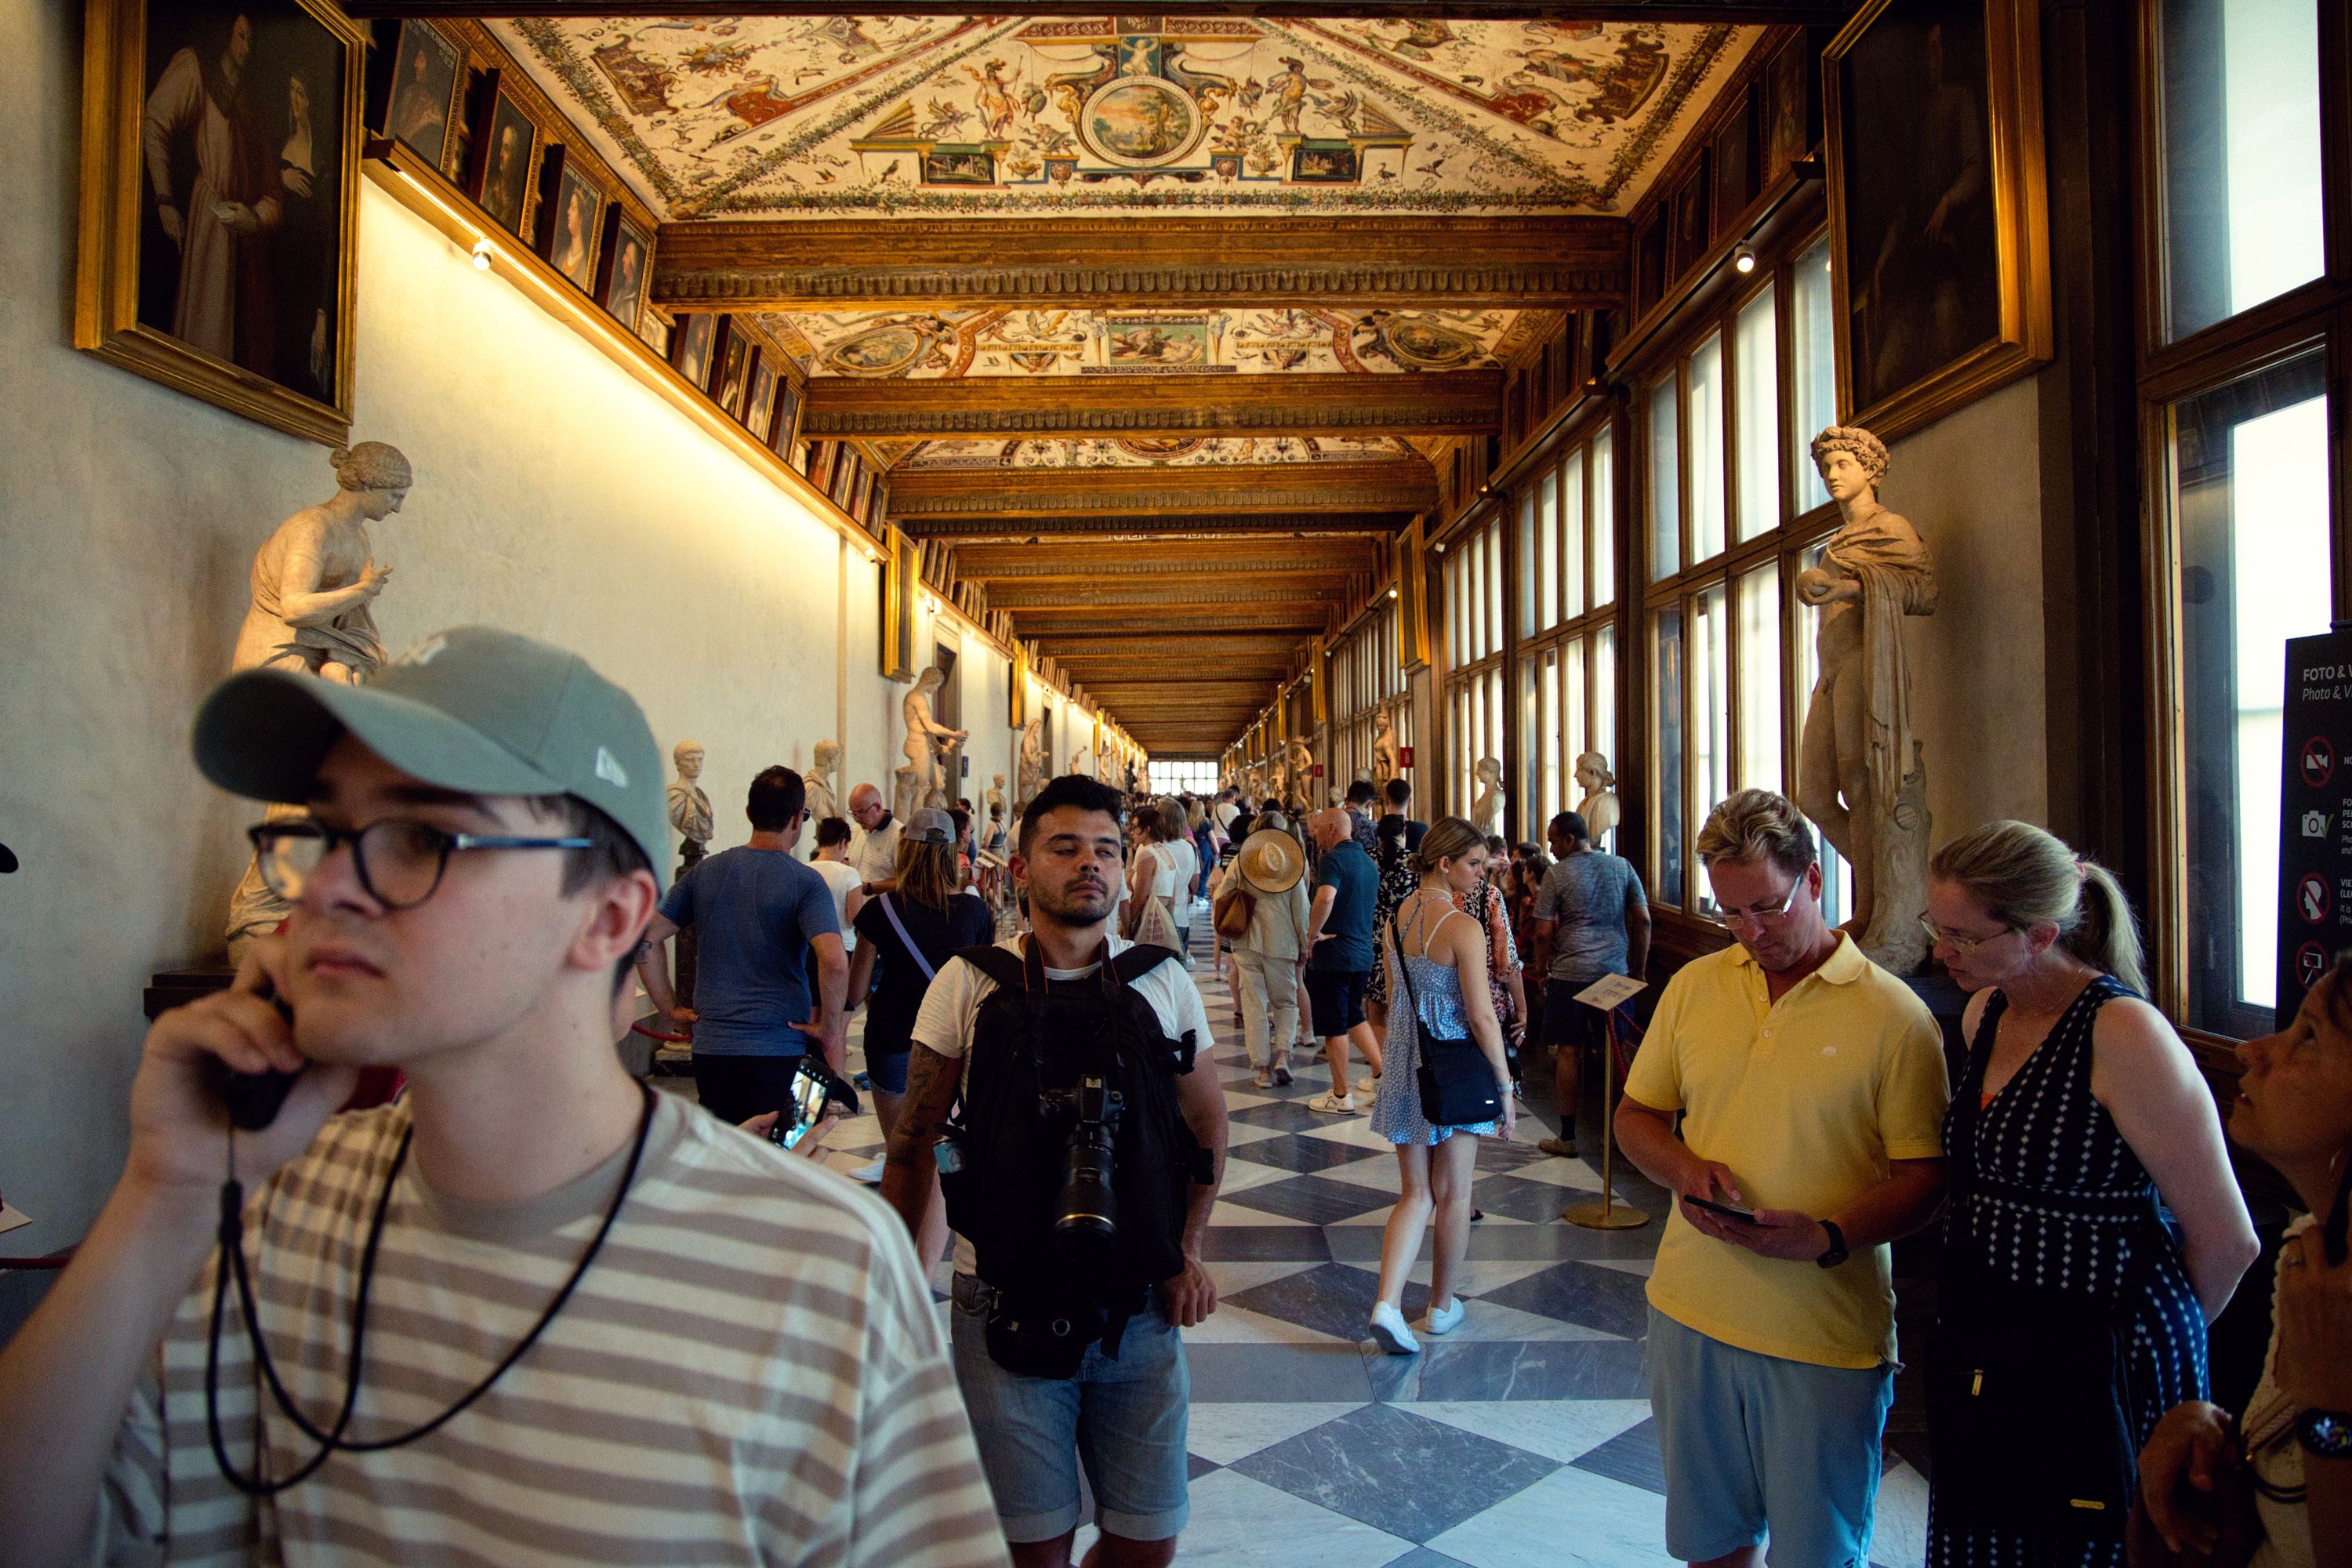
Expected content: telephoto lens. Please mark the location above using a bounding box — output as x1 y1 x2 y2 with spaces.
1053 1074 1122 1261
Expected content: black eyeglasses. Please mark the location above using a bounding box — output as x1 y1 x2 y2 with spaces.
249 818 592 911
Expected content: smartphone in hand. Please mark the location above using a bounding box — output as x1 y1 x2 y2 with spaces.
1682 1194 1759 1226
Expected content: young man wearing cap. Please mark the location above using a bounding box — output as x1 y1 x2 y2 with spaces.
0 626 1008 1568
636 764 849 1127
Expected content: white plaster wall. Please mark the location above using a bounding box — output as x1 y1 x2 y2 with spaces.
0 5 918 1334
1880 373 2052 842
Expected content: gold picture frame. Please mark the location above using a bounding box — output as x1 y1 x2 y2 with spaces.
76 0 366 445
1823 0 2052 443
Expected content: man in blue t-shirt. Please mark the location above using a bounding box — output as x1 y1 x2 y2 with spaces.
637 765 846 1127
1301 807 1381 1114
1530 809 1649 1157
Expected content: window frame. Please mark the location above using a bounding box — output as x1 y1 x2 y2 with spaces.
1514 410 1624 842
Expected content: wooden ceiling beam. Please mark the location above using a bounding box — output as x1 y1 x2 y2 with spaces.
989 582 1345 610
906 514 1408 540
648 216 1625 311
354 3 1841 20
807 372 1497 442
952 545 1377 579
890 457 1431 510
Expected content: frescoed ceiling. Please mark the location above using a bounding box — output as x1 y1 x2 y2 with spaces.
759 306 1559 379
395 6 1798 753
494 16 1755 219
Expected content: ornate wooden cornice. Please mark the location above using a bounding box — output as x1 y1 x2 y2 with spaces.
888 456 1434 516
990 580 1345 610
804 372 1498 441
953 555 1369 583
652 218 1628 311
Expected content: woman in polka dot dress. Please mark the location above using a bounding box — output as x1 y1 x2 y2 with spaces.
1921 821 2259 1567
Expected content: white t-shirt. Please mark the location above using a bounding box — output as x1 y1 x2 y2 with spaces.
909 934 1214 1276
1163 837 1199 908
1214 802 1239 832
852 818 902 885
808 857 862 950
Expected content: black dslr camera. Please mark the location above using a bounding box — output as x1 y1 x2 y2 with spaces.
1040 1073 1123 1262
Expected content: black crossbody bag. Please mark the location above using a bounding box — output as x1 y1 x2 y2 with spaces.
1925 1025 2168 1544
1391 910 1502 1127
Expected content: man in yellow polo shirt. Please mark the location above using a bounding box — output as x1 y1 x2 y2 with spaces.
1617 789 1948 1568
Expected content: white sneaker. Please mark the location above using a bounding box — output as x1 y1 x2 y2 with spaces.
1368 1301 1421 1355
1272 1060 1294 1087
1308 1091 1357 1115
1253 1068 1272 1089
848 1157 885 1185
1421 1298 1466 1337
1354 1073 1380 1097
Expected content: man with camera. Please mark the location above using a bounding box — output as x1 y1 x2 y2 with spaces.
882 774 1229 1568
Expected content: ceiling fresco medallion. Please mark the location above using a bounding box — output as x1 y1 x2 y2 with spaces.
495 16 1755 218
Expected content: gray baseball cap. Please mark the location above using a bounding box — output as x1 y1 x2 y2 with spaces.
905 807 956 845
192 626 672 891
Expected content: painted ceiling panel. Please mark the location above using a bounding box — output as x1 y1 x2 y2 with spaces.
898 434 1418 469
494 16 1757 220
760 305 1559 379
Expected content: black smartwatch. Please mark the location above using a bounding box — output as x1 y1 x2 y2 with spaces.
2299 1408 2352 1460
1815 1220 1849 1269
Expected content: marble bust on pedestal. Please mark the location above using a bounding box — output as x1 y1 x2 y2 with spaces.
1470 757 1504 836
668 741 714 854
1795 424 1938 973
1574 752 1621 850
804 739 842 826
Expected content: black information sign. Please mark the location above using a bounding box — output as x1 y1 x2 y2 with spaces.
2277 630 2352 1023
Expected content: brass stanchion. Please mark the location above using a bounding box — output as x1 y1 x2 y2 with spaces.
1563 1010 1648 1230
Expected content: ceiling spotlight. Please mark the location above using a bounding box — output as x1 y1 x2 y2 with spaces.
470 238 493 271
1388 588 1399 600
1732 243 1757 275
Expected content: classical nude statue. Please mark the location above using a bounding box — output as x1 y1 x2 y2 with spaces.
230 441 412 684
896 667 967 818
1246 764 1268 800
985 772 1007 818
1795 425 1938 973
1371 705 1399 788
1069 745 1093 780
1283 736 1314 793
1470 757 1505 836
804 739 842 825
1017 717 1047 804
224 441 412 957
1573 751 1621 849
668 741 714 849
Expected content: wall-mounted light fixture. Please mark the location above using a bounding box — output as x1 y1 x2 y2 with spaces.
1732 242 1758 275
470 238 493 272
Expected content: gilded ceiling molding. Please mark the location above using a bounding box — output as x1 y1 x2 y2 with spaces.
909 514 1403 538
888 484 1427 514
661 263 1625 310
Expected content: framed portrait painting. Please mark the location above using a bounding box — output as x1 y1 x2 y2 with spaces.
744 355 779 441
768 376 803 456
472 89 536 238
1825 0 2051 441
539 153 602 294
383 19 461 172
598 214 651 332
75 0 364 444
669 311 715 388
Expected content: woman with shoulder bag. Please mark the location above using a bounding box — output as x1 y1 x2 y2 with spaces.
1122 800 1183 951
2134 956 2352 1568
1922 820 2259 1566
1366 817 1518 1356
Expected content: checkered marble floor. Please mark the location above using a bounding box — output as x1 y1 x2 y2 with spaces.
670 906 1933 1567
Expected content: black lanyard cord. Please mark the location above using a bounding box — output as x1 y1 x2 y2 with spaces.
206 1083 656 1496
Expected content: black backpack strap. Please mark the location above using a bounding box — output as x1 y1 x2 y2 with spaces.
955 943 1029 991
1110 944 1179 984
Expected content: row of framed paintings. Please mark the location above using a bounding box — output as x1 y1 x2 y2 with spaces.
73 0 662 445
808 441 887 535
669 314 809 467
376 19 652 339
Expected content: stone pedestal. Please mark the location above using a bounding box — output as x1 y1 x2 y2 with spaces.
674 840 704 1010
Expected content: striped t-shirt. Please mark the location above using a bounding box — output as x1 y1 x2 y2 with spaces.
95 1091 1009 1568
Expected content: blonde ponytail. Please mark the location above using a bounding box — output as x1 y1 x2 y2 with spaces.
1929 820 2147 995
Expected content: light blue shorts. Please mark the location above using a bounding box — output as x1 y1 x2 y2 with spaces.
950 1283 1191 1544
1646 1307 1894 1567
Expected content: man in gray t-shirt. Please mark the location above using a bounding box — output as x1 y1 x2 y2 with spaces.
1530 810 1649 1156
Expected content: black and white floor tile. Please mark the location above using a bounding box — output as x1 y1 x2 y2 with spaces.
667 908 1933 1566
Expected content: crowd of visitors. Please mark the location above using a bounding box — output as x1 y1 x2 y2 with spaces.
2 628 2347 1568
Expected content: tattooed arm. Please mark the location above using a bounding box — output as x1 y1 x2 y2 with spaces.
879 1044 961 1244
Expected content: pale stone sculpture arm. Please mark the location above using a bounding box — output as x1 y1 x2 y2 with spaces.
271 517 385 628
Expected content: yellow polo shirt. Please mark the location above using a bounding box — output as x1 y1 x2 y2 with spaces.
1624 934 1948 1369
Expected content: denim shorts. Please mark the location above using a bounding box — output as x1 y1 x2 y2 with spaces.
1646 1307 1894 1566
950 1279 1191 1544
